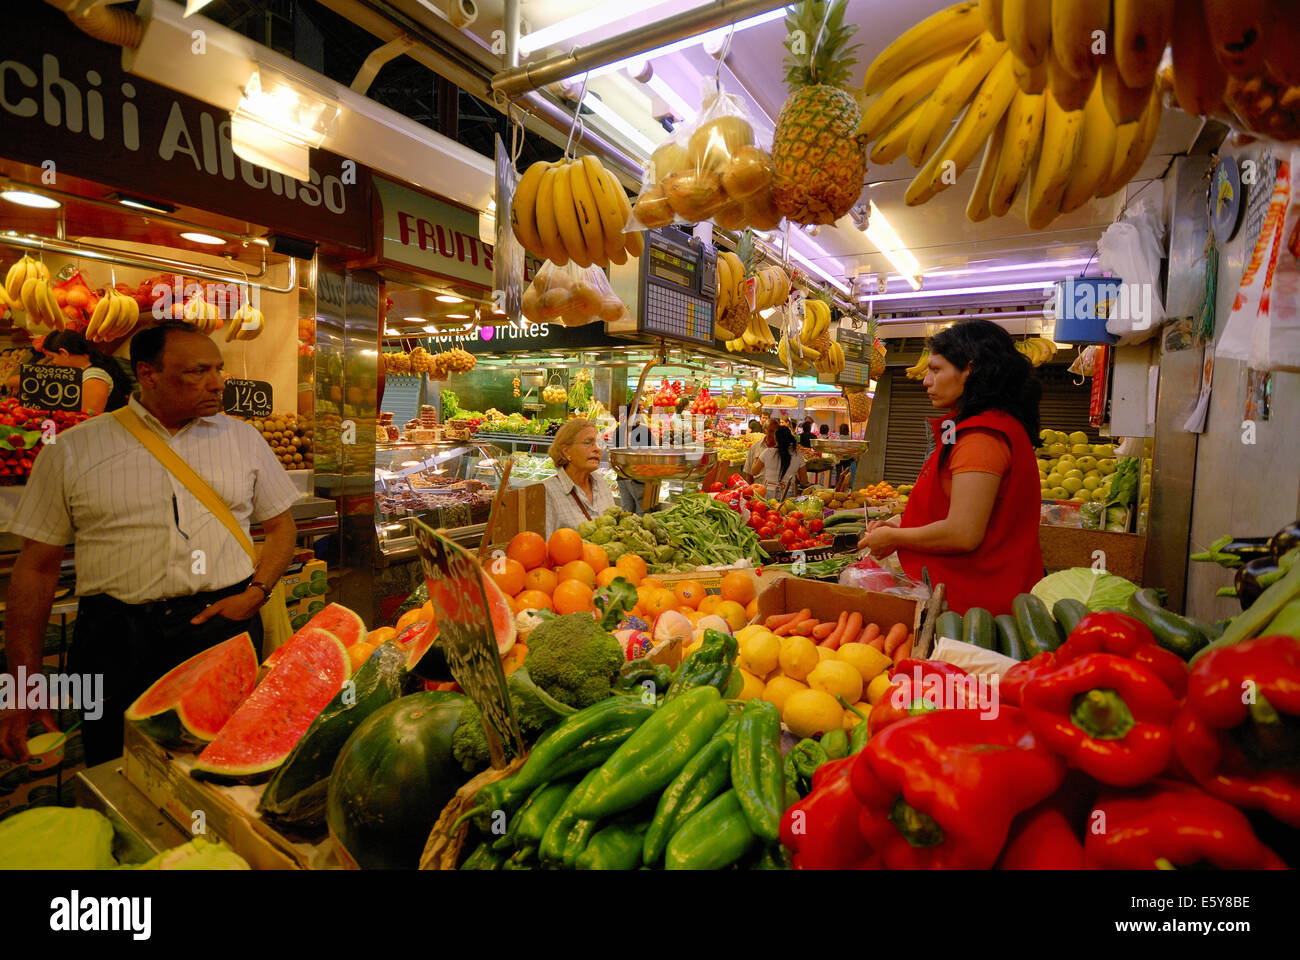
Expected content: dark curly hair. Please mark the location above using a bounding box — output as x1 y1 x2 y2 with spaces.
927 318 1041 441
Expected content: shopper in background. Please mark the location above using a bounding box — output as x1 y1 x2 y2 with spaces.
858 318 1042 616
753 425 808 498
834 422 856 489
743 417 775 480
612 412 650 515
543 417 616 536
1 322 300 765
818 423 831 438
39 329 132 414
798 417 814 448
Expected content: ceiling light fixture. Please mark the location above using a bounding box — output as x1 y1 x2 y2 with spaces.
581 92 659 155
860 280 1055 303
435 294 464 304
917 257 1095 281
403 316 425 322
1 190 60 209
863 202 921 291
383 327 400 336
446 313 469 319
589 9 788 79
183 0 218 16
644 74 697 123
423 324 438 333
519 0 677 55
231 67 340 183
114 194 177 214
180 231 225 245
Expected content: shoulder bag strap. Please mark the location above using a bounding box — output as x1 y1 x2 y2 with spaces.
111 407 256 560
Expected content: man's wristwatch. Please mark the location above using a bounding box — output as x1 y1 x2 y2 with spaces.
249 581 272 607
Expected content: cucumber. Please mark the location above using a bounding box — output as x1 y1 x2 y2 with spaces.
823 510 868 527
994 614 1026 661
1014 594 1063 656
1052 598 1090 638
961 608 996 650
935 611 964 642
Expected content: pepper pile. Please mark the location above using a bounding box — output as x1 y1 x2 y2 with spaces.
454 630 790 870
781 608 1300 870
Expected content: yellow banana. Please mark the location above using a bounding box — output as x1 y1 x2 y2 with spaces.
716 253 733 312
5 258 28 302
967 113 1006 222
511 160 551 257
20 277 41 322
41 280 65 331
534 167 570 266
907 33 1008 167
0 283 19 313
87 293 110 339
990 89 1044 216
980 0 1005 40
1013 55 1047 93
582 156 626 263
1113 0 1174 90
1051 0 1109 80
1095 119 1138 199
97 291 122 341
1046 46 1096 111
870 104 926 164
858 49 962 141
1170 0 1228 118
1100 54 1151 125
906 49 1018 205
1060 78 1117 214
1099 85 1162 201
723 253 746 305
566 158 607 267
1026 90 1085 230
1003 0 1052 67
862 1 986 95
551 163 592 268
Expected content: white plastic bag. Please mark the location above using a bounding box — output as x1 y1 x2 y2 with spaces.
1098 199 1166 344
521 260 626 327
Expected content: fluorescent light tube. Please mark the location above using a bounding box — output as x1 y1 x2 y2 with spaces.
645 74 697 123
861 280 1055 303
589 9 787 79
863 202 920 290
581 93 658 155
520 0 678 55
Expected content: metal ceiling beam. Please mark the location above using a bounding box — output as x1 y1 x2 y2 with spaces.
490 0 790 99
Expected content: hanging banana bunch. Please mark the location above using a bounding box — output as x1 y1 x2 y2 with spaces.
1015 336 1058 366
905 349 930 380
778 294 843 375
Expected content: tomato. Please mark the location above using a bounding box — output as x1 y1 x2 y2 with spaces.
709 482 724 492
783 518 799 532
780 530 797 547
810 518 824 534
791 512 804 521
760 525 775 539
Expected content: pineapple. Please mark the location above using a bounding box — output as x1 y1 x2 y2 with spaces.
771 0 867 225
719 230 755 338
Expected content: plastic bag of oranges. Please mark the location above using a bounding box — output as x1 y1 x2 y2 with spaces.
522 259 626 328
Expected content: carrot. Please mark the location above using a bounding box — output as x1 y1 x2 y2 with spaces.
827 612 862 651
824 611 849 646
812 621 837 640
859 622 881 645
766 612 799 630
867 635 886 651
883 623 909 658
774 609 812 636
791 618 818 636
896 637 914 661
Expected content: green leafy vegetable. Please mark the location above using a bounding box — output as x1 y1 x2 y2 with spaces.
1031 567 1140 613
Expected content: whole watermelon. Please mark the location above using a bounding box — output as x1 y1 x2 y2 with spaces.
327 691 470 870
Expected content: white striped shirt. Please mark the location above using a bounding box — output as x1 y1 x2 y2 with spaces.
10 396 300 604
543 468 616 537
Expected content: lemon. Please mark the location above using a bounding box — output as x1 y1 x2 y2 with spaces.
835 643 892 684
736 624 771 645
739 631 781 677
816 646 836 661
761 674 809 713
866 671 894 706
782 689 844 738
1070 443 1091 456
736 669 765 701
808 659 864 703
841 701 870 730
778 635 819 682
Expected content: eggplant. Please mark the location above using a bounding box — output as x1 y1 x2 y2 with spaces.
1190 535 1272 568
1236 556 1283 611
1269 520 1300 560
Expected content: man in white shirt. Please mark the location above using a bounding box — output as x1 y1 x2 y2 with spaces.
1 322 300 765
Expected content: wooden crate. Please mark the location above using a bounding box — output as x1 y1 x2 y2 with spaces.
753 576 924 645
1039 526 1146 582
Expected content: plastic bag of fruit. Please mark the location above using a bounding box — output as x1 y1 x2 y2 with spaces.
628 82 781 232
521 259 625 327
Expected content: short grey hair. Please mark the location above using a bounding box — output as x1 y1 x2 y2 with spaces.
548 418 596 467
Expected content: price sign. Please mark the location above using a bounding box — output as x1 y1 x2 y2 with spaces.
19 364 81 411
222 378 273 418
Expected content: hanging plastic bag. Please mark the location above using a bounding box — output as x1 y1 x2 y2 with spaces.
521 259 626 328
1097 199 1166 344
628 82 780 232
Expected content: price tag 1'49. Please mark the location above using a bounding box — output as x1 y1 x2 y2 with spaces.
222 378 273 418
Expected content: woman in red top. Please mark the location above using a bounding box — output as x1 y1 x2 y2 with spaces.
858 319 1043 616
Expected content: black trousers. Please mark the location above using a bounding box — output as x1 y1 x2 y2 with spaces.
68 579 262 766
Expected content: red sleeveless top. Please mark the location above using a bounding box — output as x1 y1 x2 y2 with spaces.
896 409 1043 617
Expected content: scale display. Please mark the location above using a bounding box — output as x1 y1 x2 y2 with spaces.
639 226 715 346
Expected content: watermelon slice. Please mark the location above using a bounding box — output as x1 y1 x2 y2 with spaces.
125 634 258 749
394 620 438 674
192 628 351 782
264 603 366 669
482 574 517 658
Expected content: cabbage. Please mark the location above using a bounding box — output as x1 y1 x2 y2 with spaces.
0 807 117 869
1031 568 1139 613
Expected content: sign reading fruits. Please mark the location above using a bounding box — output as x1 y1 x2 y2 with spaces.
19 364 80 412
222 378 273 418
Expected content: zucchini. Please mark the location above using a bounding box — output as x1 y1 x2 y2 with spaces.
961 608 996 650
1014 593 1062 656
935 611 964 642
994 614 1026 661
823 510 868 527
1128 588 1211 661
1052 598 1090 639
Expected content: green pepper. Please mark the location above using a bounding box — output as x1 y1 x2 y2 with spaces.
665 790 756 870
820 728 849 760
784 737 829 803
784 751 803 805
642 717 737 865
513 780 575 850
459 840 504 870
614 658 662 694
502 845 537 870
562 818 599 869
572 686 730 820
665 629 739 701
539 767 603 866
849 718 871 755
731 700 784 843
576 821 649 870
751 844 793 870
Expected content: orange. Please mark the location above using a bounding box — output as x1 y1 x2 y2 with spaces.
514 589 553 612
548 528 584 567
347 641 376 673
507 531 548 571
365 626 396 646
745 598 759 621
487 557 527 598
643 588 677 619
524 567 558 597
698 595 723 616
595 567 622 588
673 580 706 610
713 600 748 632
419 600 435 622
557 560 596 588
581 542 609 574
395 608 424 634
553 579 595 615
640 577 665 593
720 571 756 606
615 554 648 586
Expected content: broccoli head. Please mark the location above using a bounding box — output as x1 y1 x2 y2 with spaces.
524 613 624 709
450 668 578 773
451 701 494 774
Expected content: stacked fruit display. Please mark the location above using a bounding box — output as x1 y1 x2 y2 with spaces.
649 379 683 409
0 397 89 483
714 432 760 464
688 385 718 416
511 155 644 268
778 297 843 375
298 317 314 357
716 238 787 353
1037 428 1116 502
542 381 568 405
245 413 314 472
382 347 477 377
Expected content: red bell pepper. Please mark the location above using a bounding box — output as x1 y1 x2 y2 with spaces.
1085 779 1287 869
866 659 972 737
1022 652 1179 787
851 707 1066 869
1001 652 1056 707
1057 611 1188 698
1171 634 1300 827
998 800 1085 869
779 756 877 869
726 472 747 488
